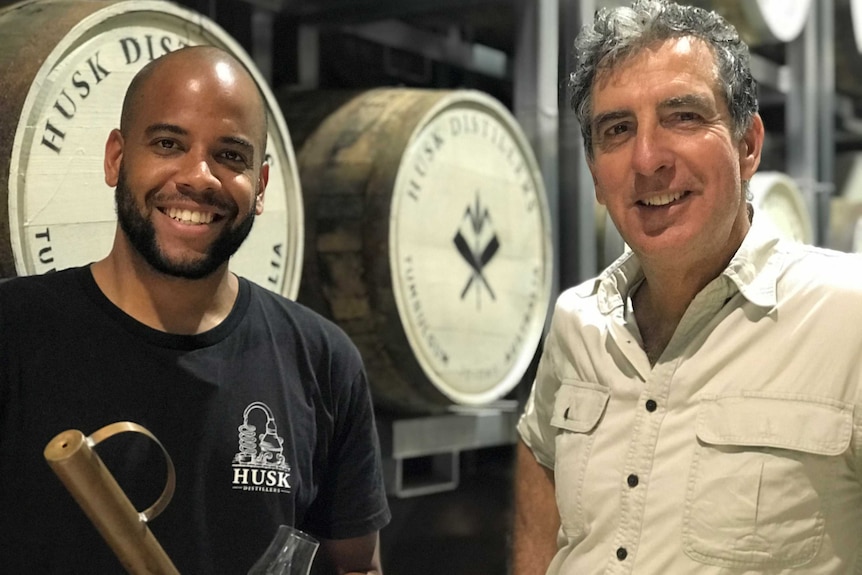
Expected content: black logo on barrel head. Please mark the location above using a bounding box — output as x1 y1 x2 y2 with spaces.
454 192 499 308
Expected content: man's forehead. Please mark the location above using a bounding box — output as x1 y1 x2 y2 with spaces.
594 37 715 78
591 40 719 103
133 56 266 138
144 54 233 89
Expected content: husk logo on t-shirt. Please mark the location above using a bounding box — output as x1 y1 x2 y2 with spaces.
231 402 291 493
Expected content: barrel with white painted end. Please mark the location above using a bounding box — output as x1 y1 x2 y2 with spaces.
281 88 554 412
0 0 303 297
749 171 814 244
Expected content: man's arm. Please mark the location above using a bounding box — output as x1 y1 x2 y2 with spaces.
512 439 560 575
313 532 382 575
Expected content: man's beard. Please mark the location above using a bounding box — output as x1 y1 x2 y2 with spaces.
115 168 255 280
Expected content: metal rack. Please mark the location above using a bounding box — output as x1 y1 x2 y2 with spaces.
376 401 519 498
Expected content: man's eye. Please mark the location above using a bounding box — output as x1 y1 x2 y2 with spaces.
157 139 177 149
222 150 251 167
603 123 629 138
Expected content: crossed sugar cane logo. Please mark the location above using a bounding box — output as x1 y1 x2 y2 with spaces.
453 192 500 308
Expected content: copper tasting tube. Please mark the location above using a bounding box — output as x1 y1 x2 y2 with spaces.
44 422 179 575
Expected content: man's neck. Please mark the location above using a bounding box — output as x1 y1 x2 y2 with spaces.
632 256 728 365
91 246 238 335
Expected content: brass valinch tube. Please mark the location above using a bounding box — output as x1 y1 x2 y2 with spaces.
44 429 179 575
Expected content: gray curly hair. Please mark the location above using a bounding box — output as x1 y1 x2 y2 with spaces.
570 0 758 160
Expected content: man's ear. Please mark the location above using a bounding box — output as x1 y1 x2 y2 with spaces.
104 129 124 187
255 162 269 215
739 113 764 181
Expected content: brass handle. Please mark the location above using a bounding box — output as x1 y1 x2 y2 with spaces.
44 421 179 575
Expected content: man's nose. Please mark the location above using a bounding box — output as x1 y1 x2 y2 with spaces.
176 150 220 192
630 124 672 175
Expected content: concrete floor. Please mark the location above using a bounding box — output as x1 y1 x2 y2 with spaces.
380 444 516 574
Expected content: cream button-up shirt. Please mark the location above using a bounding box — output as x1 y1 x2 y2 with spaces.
518 214 862 573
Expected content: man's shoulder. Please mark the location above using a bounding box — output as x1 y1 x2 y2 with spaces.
0 269 90 339
772 244 862 317
780 243 862 290
243 279 334 325
241 278 360 353
0 267 86 298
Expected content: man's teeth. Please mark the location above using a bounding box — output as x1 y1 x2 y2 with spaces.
643 192 684 206
167 207 214 224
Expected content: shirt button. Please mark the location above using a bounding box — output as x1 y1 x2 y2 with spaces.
645 399 657 412
627 474 639 488
616 547 628 561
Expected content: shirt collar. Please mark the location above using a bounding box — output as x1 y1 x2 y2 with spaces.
591 206 782 314
722 208 783 310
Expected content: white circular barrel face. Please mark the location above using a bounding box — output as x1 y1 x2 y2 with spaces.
389 93 553 405
688 0 811 44
853 218 862 253
3 0 303 297
750 172 814 244
746 0 813 42
851 0 862 53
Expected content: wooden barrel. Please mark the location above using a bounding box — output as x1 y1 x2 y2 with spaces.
749 171 814 243
835 0 862 99
693 0 862 103
686 0 813 44
827 197 862 253
280 88 553 412
0 0 303 297
597 0 812 45
694 0 862 110
829 152 862 252
836 151 862 204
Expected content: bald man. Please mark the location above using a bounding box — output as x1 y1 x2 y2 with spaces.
0 46 390 574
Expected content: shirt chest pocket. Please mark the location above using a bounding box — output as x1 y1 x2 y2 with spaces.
550 380 609 541
683 394 853 570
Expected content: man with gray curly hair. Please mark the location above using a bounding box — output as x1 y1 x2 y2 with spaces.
513 1 862 573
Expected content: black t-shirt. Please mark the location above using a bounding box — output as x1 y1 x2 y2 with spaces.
0 267 390 574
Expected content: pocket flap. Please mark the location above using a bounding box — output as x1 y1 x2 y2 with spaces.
696 394 853 456
551 380 610 433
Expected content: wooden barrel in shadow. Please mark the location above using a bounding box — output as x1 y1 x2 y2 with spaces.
692 0 862 107
686 0 813 45
0 0 303 297
699 0 862 105
597 0 812 45
279 88 554 412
